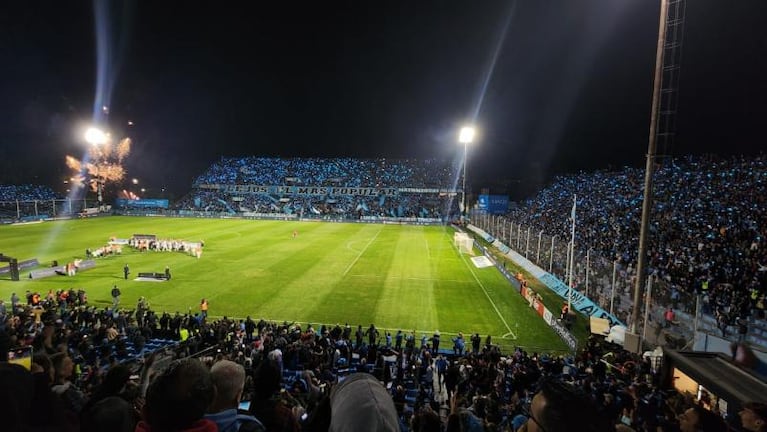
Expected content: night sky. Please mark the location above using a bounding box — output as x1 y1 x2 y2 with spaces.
1 1 765 200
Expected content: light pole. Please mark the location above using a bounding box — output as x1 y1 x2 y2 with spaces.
84 127 109 208
632 0 670 336
459 126 475 221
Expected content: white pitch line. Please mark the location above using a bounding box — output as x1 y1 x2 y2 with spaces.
457 246 517 339
348 274 468 284
342 228 383 276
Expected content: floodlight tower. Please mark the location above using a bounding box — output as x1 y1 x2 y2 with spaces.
459 126 475 221
632 0 688 338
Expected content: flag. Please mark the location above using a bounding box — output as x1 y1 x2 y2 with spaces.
570 195 576 221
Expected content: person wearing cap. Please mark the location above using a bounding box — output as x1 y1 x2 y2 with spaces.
740 402 767 432
329 373 399 432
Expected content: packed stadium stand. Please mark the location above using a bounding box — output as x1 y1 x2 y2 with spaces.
0 184 57 202
488 154 767 348
3 154 767 431
0 184 61 222
174 157 461 219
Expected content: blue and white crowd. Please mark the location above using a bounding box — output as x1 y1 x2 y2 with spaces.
174 157 461 219
0 184 58 202
191 157 456 189
502 155 767 333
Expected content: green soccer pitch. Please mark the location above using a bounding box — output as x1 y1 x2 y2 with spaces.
0 216 567 353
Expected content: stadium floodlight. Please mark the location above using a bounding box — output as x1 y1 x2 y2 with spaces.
459 126 475 221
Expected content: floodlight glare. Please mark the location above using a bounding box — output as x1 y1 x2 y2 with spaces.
84 127 108 145
458 125 476 221
459 126 475 144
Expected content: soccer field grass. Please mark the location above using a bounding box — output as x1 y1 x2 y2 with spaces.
0 216 567 352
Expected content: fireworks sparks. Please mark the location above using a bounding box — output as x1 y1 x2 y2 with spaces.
66 137 131 194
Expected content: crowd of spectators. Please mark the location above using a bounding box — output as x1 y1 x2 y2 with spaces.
502 155 767 327
0 184 58 202
4 155 767 430
192 157 456 190
2 285 757 432
174 157 461 219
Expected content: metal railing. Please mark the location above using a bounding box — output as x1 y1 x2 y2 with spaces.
470 211 703 344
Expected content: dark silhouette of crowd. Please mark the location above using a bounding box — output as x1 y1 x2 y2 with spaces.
0 286 748 432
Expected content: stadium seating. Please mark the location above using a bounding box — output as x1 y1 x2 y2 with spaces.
492 154 767 346
175 157 461 219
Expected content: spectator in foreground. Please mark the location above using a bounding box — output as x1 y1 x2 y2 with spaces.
739 402 767 432
80 396 137 432
137 358 216 432
249 359 300 432
205 360 265 432
329 373 399 432
521 377 611 432
677 405 727 432
0 362 34 432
